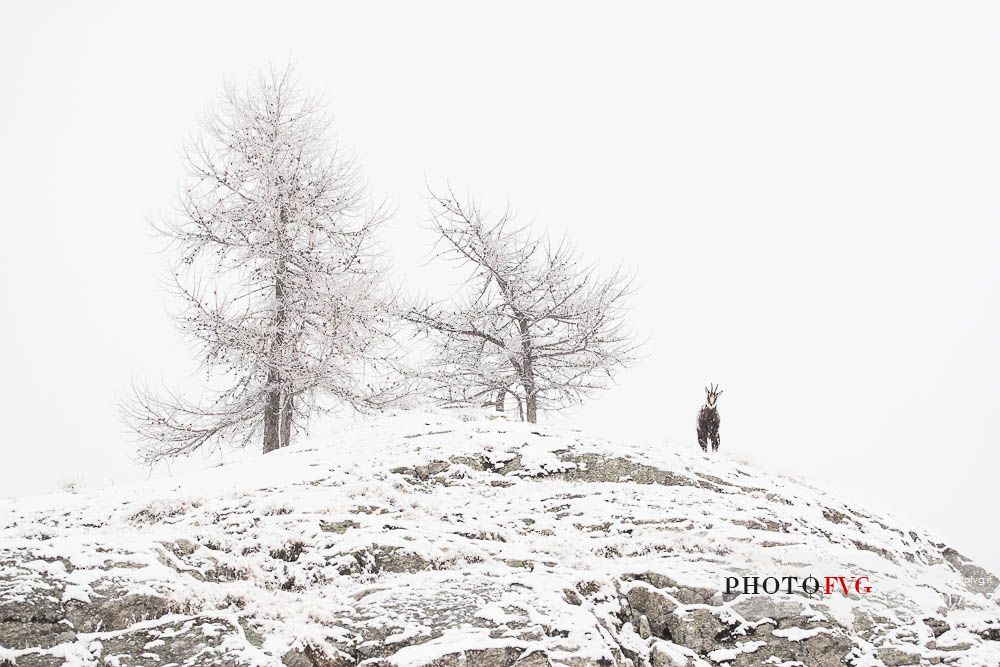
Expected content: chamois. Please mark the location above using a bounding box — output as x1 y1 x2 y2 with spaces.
697 384 723 452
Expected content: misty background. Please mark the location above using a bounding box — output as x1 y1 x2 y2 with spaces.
1 2 998 571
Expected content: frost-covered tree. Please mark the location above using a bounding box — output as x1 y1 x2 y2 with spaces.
405 190 638 422
124 68 399 461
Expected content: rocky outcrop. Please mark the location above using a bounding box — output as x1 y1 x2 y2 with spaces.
1 410 998 666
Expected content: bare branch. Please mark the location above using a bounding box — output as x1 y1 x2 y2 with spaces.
405 187 639 422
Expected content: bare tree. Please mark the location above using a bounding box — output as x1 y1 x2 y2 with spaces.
405 189 638 422
124 67 399 462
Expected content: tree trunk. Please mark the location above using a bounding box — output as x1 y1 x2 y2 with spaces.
262 373 282 454
525 392 537 423
494 388 506 412
517 317 538 423
279 390 293 448
263 207 289 454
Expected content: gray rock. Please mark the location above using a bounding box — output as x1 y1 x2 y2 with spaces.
551 454 711 490
97 617 247 666
638 614 652 639
0 652 65 666
730 595 807 627
391 461 451 482
336 544 434 575
0 595 73 650
423 647 525 667
0 596 65 625
942 547 999 597
923 616 950 638
321 518 360 534
664 607 726 653
850 608 896 642
64 591 174 633
851 540 898 564
0 620 75 650
282 642 354 666
626 582 679 638
876 646 924 666
629 572 718 606
650 641 695 667
512 651 552 667
728 628 854 667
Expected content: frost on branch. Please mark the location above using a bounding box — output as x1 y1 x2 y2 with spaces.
123 67 404 461
404 189 639 423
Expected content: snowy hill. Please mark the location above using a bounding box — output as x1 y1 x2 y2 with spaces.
1 410 998 667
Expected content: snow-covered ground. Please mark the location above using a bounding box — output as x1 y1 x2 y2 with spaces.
1 409 997 666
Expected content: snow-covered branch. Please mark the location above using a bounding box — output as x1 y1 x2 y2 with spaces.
403 188 639 422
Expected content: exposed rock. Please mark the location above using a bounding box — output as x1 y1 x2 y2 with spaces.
391 461 451 482
98 617 244 666
732 517 790 533
729 628 853 667
552 454 712 490
0 595 72 650
637 614 652 639
730 595 821 629
64 591 175 633
4 617 246 667
851 607 894 641
422 647 525 667
335 544 435 575
650 641 699 667
822 507 851 525
512 651 552 667
1 652 64 666
876 646 924 666
942 547 999 597
628 572 718 606
282 642 354 667
562 588 583 606
852 540 898 564
664 607 727 653
161 537 198 557
270 540 306 562
0 620 74 651
626 582 678 638
321 519 359 534
923 616 950 638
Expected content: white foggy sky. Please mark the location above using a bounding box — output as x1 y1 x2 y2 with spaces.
1 2 998 571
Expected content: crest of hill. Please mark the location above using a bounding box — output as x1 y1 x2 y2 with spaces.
1 409 998 667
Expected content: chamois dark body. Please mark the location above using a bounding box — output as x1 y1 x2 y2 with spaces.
697 384 722 452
